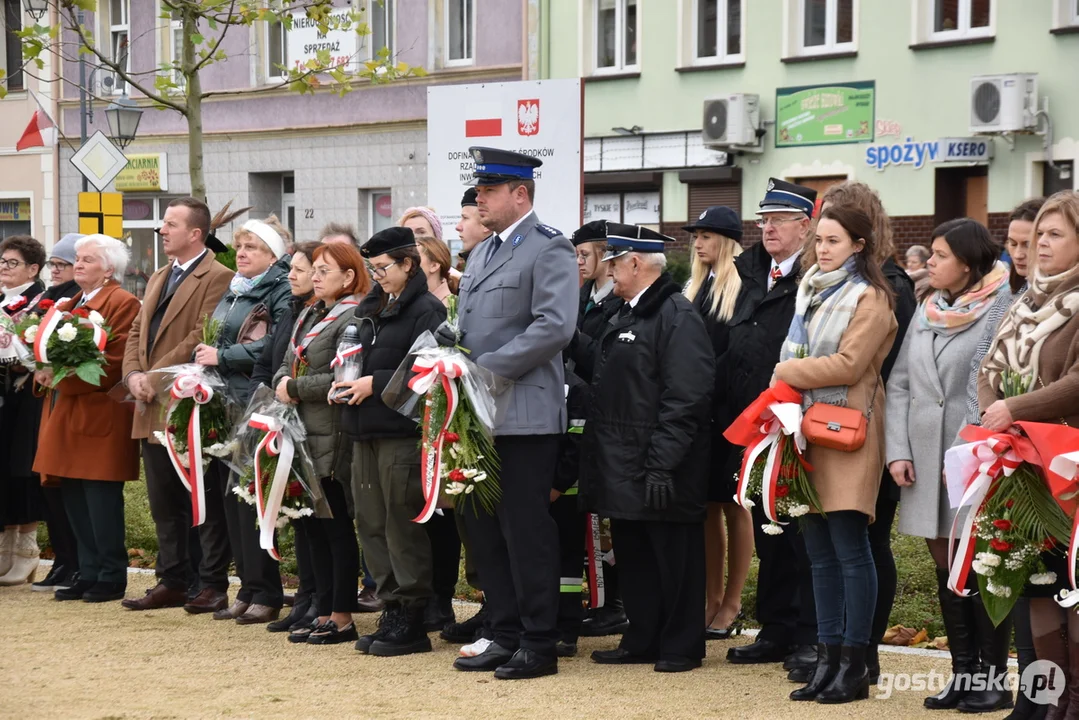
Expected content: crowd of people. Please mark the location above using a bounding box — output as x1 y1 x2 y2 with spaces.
0 144 1077 715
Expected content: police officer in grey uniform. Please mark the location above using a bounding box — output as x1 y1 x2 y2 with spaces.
439 146 578 679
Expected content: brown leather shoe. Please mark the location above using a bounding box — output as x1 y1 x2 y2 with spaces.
183 588 229 615
235 604 281 625
212 599 248 620
357 586 384 613
121 583 187 611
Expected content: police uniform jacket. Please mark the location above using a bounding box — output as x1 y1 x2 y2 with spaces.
579 273 714 523
458 210 578 436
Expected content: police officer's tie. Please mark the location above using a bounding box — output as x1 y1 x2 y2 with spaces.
485 233 503 266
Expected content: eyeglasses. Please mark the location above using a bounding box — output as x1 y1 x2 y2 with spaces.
312 267 344 280
755 216 804 229
0 258 27 270
367 261 399 278
47 261 72 271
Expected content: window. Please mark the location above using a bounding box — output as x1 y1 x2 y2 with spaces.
369 190 394 237
2 0 23 92
162 7 186 88
444 0 473 65
595 0 638 72
266 16 288 80
913 0 993 44
584 191 660 224
370 0 394 58
1051 0 1079 30
694 0 743 63
795 0 855 56
109 0 129 94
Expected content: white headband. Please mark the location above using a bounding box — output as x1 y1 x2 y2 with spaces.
241 219 286 259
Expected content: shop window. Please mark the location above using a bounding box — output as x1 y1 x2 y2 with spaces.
2 0 24 92
367 189 394 238
1043 161 1074 196
0 199 32 239
122 194 187 299
692 0 743 64
912 0 993 45
583 190 660 225
784 0 856 58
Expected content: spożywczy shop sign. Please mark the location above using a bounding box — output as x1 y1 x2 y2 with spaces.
865 137 993 171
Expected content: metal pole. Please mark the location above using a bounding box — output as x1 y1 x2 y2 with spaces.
77 10 88 191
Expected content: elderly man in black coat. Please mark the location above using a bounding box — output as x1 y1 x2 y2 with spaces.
579 223 714 673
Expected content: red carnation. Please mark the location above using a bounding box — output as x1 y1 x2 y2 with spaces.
247 482 256 494
445 432 460 443
72 307 90 318
1005 499 1015 509
286 481 303 497
206 429 218 441
448 469 466 482
167 425 178 434
992 519 1013 532
1044 537 1057 551
989 538 1013 552
775 484 791 498
37 299 54 310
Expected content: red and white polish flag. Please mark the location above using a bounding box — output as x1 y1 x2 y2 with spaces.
16 91 58 152
464 102 503 138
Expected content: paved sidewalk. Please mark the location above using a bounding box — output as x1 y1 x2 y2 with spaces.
0 570 1016 719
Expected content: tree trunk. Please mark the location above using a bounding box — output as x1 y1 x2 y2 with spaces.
182 10 206 201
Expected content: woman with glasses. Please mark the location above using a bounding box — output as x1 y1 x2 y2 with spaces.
274 241 371 645
332 226 447 656
188 215 293 623
0 236 46 586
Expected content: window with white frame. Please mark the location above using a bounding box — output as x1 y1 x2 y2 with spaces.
444 0 473 65
595 0 638 72
109 0 130 94
1 0 24 92
265 15 288 80
369 0 394 59
167 7 186 88
1051 0 1079 29
795 0 855 56
913 0 993 43
694 0 743 63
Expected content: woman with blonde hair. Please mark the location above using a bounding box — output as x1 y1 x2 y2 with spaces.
681 206 752 640
414 234 459 304
399 207 443 242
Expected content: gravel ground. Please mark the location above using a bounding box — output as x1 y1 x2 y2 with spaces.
0 570 1016 720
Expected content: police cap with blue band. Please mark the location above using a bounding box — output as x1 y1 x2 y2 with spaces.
602 223 672 261
467 146 543 186
757 177 818 217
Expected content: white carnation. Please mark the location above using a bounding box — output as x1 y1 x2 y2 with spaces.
473 472 487 483
299 507 314 517
788 504 811 518
971 560 995 577
56 323 78 342
88 310 105 326
986 580 1012 598
762 523 784 536
1029 572 1057 586
976 552 1002 568
275 515 290 529
463 469 478 479
23 325 38 343
153 431 168 445
740 497 756 509
464 483 474 494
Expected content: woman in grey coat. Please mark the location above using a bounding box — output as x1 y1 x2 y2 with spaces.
884 219 1012 713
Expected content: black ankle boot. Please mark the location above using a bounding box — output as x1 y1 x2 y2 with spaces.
817 645 870 704
356 602 399 654
958 594 1014 714
926 569 979 710
867 642 881 684
370 603 433 657
790 644 841 701
268 597 311 633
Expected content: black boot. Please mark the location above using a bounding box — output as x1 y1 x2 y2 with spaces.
958 594 1014 714
790 644 841 701
926 568 979 710
817 645 870 704
578 598 629 637
440 598 488 643
423 595 456 631
268 596 311 633
370 603 433 657
866 642 881 685
356 603 399 654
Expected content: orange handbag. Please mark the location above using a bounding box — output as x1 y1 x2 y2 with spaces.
801 379 879 453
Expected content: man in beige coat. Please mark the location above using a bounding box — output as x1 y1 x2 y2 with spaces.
120 197 233 612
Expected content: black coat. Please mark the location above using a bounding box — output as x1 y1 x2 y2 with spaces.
713 243 800 483
341 271 447 440
0 281 45 479
553 366 588 495
579 273 714 523
251 293 312 390
879 257 918 501
571 280 622 381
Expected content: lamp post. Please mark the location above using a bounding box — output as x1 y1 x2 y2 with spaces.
24 0 47 22
105 96 143 149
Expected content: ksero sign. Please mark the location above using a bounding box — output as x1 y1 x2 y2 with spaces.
866 137 992 171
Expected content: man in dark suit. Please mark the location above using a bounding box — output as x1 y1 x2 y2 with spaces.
120 197 233 612
444 147 578 680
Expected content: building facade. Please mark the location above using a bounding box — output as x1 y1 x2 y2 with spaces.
41 0 524 297
541 0 1079 251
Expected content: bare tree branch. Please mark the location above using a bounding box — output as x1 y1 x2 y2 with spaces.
191 0 237 74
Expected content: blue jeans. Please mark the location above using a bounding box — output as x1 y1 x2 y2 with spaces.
800 510 877 647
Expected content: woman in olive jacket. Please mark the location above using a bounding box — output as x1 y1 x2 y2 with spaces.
333 227 446 657
190 216 292 623
274 241 371 645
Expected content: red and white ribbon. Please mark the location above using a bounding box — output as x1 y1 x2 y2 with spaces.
32 306 106 364
163 373 215 527
330 344 362 369
945 436 1023 597
585 513 606 609
407 355 466 524
248 413 294 561
734 402 805 525
1047 450 1079 609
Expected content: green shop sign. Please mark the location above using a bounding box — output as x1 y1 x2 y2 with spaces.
775 81 876 148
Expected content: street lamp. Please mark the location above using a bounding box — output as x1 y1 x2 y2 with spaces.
105 96 143 149
25 0 48 21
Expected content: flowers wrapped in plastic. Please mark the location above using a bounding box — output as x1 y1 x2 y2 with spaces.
0 311 37 373
15 301 111 386
228 385 332 559
381 297 510 521
723 381 822 535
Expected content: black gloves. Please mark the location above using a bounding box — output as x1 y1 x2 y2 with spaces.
435 321 463 348
644 471 674 511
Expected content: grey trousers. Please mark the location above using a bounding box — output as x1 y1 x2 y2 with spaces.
352 438 433 607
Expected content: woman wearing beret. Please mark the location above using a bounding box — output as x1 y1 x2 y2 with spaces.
682 206 753 641
333 226 447 656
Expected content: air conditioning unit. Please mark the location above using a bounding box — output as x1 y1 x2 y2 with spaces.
969 73 1038 134
703 93 760 147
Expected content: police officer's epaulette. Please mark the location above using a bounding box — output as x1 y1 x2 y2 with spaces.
535 223 561 238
